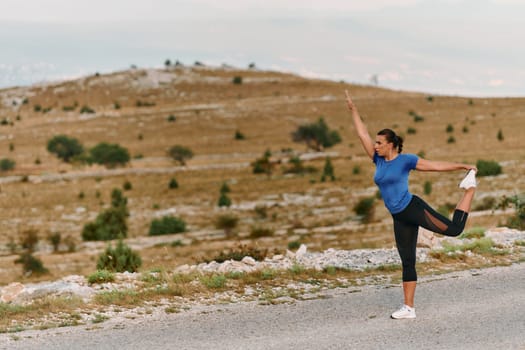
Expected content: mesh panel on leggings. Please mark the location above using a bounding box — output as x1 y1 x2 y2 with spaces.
423 208 448 234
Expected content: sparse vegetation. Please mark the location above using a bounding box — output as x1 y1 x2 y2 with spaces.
82 189 129 241
149 216 187 236
476 159 502 177
496 194 525 230
169 177 179 189
320 157 335 182
96 239 142 273
88 270 115 284
89 142 130 168
291 117 341 151
0 158 15 171
47 135 84 162
168 145 194 165
215 214 239 237
354 196 376 223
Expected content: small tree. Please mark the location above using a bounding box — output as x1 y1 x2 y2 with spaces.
97 239 142 272
168 145 194 165
0 158 15 171
82 189 129 241
497 129 504 141
220 182 231 194
215 214 239 237
424 181 432 195
218 193 232 207
169 178 179 189
496 195 525 230
476 159 502 177
292 117 341 151
234 130 245 140
149 216 186 235
15 253 48 275
90 143 130 168
321 157 335 182
252 149 273 176
47 232 61 253
47 135 84 162
354 196 376 223
232 76 243 84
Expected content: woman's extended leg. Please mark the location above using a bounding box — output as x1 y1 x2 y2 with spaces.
456 188 476 213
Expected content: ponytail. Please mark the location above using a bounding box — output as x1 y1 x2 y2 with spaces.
377 129 403 153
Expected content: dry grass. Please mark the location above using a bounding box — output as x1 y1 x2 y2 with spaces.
0 66 524 286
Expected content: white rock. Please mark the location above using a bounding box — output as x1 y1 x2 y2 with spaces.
296 244 307 258
241 256 257 266
1 282 25 303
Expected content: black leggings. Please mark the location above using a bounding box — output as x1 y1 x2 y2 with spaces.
392 195 468 282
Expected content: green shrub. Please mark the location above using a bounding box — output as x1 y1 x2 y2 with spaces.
232 76 243 84
252 149 273 175
234 130 245 140
20 229 39 253
288 241 301 250
424 181 432 195
123 180 132 191
215 214 238 236
352 165 361 175
96 240 142 273
208 244 268 263
80 105 95 114
47 232 61 253
476 159 502 177
354 196 376 223
168 145 194 165
446 124 454 133
0 158 15 171
220 182 231 194
167 115 176 122
169 178 179 189
218 193 232 207
15 253 48 275
407 127 417 134
90 143 130 168
47 135 84 162
497 129 504 141
82 208 128 241
320 157 335 182
149 216 186 236
200 274 227 289
82 189 129 241
250 226 274 238
447 136 456 144
459 227 486 239
291 117 341 151
496 194 525 230
88 270 115 284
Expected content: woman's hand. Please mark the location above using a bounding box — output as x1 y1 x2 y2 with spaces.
465 165 478 172
345 90 357 112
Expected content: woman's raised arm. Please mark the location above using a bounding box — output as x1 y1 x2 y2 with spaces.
345 90 374 159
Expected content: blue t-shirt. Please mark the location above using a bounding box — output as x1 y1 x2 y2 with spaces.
373 153 419 214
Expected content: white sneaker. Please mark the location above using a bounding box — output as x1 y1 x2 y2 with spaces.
391 305 416 319
459 169 477 189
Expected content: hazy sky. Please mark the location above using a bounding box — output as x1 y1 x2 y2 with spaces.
1 0 524 96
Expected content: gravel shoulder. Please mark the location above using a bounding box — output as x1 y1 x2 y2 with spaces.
2 262 524 350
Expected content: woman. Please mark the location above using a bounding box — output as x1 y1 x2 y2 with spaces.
345 90 477 319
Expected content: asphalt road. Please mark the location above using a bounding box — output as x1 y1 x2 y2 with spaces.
2 263 524 350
